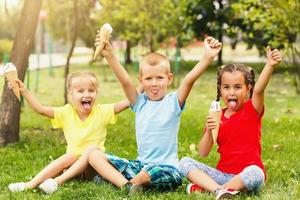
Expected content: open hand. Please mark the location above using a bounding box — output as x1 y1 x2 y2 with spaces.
203 36 222 60
266 46 282 67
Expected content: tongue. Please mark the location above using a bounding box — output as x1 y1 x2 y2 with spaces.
228 100 237 109
82 102 91 111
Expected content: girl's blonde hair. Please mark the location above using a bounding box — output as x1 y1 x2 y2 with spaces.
67 71 99 91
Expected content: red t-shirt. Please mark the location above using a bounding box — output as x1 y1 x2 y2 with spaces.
216 99 265 175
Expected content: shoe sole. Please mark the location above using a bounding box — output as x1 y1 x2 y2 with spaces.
129 184 145 195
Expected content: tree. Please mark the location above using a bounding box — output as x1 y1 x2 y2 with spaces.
232 0 300 93
97 0 187 64
185 0 238 65
46 0 93 103
0 0 42 146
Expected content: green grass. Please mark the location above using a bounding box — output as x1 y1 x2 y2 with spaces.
0 62 300 200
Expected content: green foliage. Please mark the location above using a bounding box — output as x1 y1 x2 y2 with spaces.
185 0 239 39
0 64 300 199
0 39 13 61
97 0 192 51
232 0 300 55
46 0 96 47
0 5 21 40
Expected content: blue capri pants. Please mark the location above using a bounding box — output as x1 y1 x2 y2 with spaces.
179 157 265 191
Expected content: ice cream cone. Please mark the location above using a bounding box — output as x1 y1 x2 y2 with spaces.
209 101 221 144
93 23 113 60
209 110 221 144
4 71 20 101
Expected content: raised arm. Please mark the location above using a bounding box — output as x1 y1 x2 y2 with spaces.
95 35 138 105
12 79 54 118
252 46 282 115
176 37 222 107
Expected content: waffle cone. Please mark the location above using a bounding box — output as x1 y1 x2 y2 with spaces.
209 110 221 144
4 71 20 101
93 27 112 60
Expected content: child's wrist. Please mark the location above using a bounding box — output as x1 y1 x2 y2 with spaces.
21 88 29 95
266 61 275 68
202 55 214 62
104 52 115 59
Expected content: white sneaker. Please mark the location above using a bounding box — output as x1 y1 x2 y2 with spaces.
38 178 58 194
215 188 239 200
8 182 26 192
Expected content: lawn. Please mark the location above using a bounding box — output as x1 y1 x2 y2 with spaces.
0 62 300 200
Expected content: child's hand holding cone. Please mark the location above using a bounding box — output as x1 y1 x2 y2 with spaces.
93 23 113 60
208 101 221 144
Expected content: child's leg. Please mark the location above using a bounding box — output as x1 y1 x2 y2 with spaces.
129 170 151 185
54 147 98 185
88 149 129 188
139 164 183 190
25 153 77 189
187 168 222 192
222 165 265 192
180 157 232 192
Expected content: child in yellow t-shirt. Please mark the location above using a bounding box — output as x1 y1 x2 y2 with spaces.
8 71 129 194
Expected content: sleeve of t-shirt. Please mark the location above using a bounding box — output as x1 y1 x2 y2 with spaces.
130 93 146 113
97 104 117 124
51 104 70 129
248 99 264 119
170 92 185 115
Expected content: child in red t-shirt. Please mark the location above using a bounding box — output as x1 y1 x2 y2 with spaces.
180 46 282 199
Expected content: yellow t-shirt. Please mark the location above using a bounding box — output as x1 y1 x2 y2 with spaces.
51 104 116 156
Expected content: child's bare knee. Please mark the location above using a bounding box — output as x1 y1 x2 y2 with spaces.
63 153 77 162
83 146 99 155
88 149 106 164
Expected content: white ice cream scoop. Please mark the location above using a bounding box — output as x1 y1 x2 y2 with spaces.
93 23 113 60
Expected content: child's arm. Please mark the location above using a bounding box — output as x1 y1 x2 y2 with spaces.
113 85 143 113
198 115 214 157
252 46 282 115
114 99 130 114
95 35 138 105
176 37 222 107
12 79 54 118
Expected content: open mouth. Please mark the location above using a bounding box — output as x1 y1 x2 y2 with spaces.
81 100 91 111
228 99 237 109
151 89 159 95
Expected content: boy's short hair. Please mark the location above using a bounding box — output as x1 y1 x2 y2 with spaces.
67 71 99 91
139 52 171 75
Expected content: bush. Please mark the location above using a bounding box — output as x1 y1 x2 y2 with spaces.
0 39 13 63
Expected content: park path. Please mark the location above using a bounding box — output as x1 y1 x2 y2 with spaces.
28 53 91 70
27 47 264 70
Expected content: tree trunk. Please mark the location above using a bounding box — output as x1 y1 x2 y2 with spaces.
125 40 132 64
217 0 223 66
4 0 9 16
64 0 78 104
0 0 42 146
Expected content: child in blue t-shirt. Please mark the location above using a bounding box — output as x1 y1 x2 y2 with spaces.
88 35 222 194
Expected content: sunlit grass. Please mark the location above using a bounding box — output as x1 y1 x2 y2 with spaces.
0 62 299 199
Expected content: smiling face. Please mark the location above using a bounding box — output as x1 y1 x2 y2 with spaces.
68 75 98 118
220 71 252 112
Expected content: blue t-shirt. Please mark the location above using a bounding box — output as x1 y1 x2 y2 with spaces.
131 92 184 168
